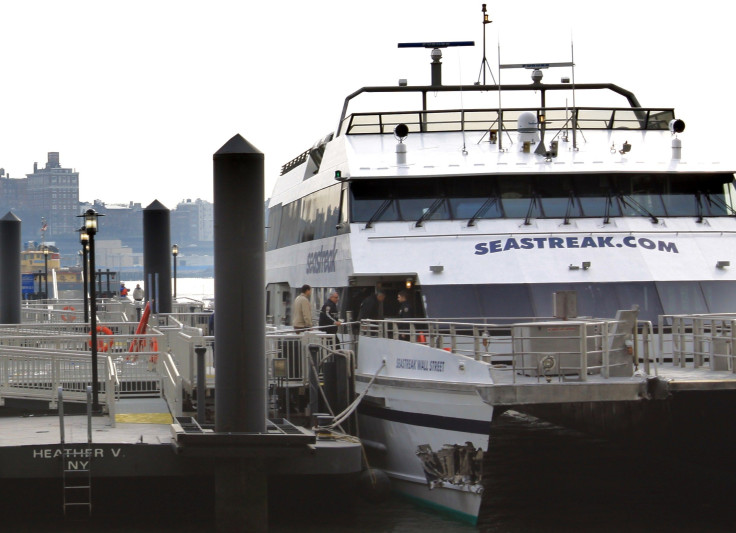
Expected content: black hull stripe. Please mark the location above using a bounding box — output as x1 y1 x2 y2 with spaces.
358 402 492 435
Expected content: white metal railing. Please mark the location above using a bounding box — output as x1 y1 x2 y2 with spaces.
658 313 736 373
265 331 339 386
106 356 120 427
164 326 211 393
361 316 638 383
159 350 183 417
4 300 217 420
0 346 117 407
0 323 163 397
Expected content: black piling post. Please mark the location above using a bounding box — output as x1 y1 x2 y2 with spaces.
143 201 172 314
0 212 21 324
213 134 266 532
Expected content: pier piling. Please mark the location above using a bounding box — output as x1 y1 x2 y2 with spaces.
213 134 266 532
143 201 172 314
0 212 21 324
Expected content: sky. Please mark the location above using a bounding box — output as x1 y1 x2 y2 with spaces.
0 1 732 209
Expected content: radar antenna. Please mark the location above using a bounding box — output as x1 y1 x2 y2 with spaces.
398 41 474 86
475 4 497 85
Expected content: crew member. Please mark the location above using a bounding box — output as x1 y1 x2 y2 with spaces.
358 290 385 321
120 283 129 298
397 289 414 340
292 284 313 332
319 291 342 346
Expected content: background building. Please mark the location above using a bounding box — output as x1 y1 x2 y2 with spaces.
0 153 214 275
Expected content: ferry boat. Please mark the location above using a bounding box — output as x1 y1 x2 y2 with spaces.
264 41 736 523
21 245 83 299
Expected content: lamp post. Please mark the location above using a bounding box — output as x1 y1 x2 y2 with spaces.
79 227 89 323
42 245 49 299
172 244 179 299
78 208 104 412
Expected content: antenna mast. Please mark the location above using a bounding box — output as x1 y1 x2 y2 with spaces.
476 4 497 85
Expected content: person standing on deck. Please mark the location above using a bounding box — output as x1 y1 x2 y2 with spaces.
358 290 385 321
132 284 144 302
319 291 342 346
292 284 313 332
397 289 414 340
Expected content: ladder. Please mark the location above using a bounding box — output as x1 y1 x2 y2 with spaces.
59 386 93 518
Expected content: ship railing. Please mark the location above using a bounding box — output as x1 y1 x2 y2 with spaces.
341 106 674 136
638 320 656 376
362 316 638 382
0 345 118 409
657 313 736 373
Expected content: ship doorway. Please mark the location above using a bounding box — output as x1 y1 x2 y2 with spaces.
345 276 424 322
266 283 292 327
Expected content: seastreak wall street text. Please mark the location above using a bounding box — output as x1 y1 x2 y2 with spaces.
474 236 679 255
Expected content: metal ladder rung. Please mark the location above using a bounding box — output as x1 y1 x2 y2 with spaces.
60 386 94 518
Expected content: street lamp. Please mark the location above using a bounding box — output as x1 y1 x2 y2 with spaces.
172 244 179 299
78 208 104 412
42 245 49 299
79 227 89 323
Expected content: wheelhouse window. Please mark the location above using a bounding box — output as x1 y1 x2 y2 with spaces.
349 173 735 223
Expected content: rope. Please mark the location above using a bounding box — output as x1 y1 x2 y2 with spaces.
304 341 386 486
329 360 385 429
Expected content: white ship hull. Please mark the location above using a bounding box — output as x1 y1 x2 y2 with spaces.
355 337 493 524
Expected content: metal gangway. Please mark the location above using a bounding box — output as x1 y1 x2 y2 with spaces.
1 299 216 424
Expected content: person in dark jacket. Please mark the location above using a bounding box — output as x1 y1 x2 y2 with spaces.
397 290 414 340
397 290 414 319
319 291 342 346
358 290 385 321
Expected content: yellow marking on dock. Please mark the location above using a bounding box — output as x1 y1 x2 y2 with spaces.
115 413 173 424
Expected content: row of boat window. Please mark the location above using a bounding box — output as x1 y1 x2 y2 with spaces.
421 281 736 325
352 174 736 223
266 173 736 250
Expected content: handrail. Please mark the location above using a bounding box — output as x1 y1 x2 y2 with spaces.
106 356 120 427
657 313 736 372
360 316 637 382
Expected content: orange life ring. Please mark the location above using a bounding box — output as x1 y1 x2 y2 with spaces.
88 326 114 352
61 306 76 322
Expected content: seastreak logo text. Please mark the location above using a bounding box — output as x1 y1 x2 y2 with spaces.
306 246 338 274
474 236 678 255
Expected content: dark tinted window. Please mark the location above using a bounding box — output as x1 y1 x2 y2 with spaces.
266 203 282 251
700 281 736 313
348 173 734 224
655 281 708 315
272 185 342 249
